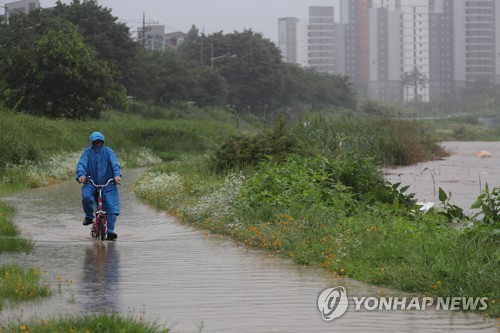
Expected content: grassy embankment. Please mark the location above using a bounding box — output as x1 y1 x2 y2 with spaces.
0 105 238 194
0 105 237 330
132 111 499 318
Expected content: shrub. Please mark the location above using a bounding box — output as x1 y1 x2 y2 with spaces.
210 119 307 171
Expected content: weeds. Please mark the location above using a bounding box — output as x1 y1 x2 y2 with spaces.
0 265 51 308
0 202 32 253
0 313 170 333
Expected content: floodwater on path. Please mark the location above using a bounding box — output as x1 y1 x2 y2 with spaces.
0 151 498 332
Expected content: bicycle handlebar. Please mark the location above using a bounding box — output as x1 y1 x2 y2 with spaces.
84 177 118 188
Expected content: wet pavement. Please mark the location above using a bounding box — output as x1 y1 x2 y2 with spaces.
0 149 498 332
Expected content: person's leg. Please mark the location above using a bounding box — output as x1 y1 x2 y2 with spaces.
82 186 96 220
106 213 118 240
107 213 117 234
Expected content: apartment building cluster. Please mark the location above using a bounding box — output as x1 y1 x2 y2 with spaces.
279 0 500 103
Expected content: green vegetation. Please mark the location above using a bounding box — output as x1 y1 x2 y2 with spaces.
133 115 498 318
422 116 500 141
0 202 48 310
0 265 51 309
0 106 236 193
0 313 170 333
0 202 32 254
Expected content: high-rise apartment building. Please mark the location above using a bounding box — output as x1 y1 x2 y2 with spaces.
278 17 308 68
400 0 431 102
368 0 401 101
428 0 454 102
429 0 499 100
308 6 336 74
459 0 499 85
340 0 371 96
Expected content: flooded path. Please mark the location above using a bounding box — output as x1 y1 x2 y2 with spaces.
0 154 498 332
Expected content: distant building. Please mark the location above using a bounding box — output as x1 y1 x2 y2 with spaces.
399 0 431 102
165 31 186 47
340 0 371 97
2 0 40 23
4 0 39 13
308 6 336 74
278 17 308 67
138 25 186 50
368 1 402 102
456 0 499 86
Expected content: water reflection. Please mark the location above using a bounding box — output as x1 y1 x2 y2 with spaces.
82 241 120 313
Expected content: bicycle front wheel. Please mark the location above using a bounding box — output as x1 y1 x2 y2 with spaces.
97 216 106 241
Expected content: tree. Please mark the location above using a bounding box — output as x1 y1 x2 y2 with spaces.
2 22 126 119
281 63 356 111
44 0 142 92
177 25 204 63
191 67 229 107
179 29 285 112
401 67 428 102
138 49 198 105
220 30 286 112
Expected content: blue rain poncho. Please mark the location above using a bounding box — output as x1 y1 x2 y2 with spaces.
75 131 122 214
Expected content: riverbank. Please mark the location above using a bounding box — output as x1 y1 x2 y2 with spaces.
133 143 499 318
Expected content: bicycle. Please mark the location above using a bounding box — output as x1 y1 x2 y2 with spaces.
84 177 117 241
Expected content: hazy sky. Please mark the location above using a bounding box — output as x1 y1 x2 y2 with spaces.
38 0 341 43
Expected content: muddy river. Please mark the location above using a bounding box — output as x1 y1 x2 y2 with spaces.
0 142 498 332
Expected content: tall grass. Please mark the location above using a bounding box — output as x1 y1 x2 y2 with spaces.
0 202 32 253
0 313 170 333
0 265 51 309
295 113 448 165
0 203 48 309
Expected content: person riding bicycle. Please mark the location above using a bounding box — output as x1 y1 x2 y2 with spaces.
75 131 122 240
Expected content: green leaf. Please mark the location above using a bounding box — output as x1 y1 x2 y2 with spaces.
438 187 448 202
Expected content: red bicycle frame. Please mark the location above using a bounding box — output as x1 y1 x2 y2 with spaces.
85 177 115 241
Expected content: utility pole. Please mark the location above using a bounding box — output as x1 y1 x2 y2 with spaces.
142 12 146 48
200 27 204 64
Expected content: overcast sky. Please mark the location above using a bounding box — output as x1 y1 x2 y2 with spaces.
38 0 341 43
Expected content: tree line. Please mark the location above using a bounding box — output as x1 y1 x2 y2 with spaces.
0 0 356 120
